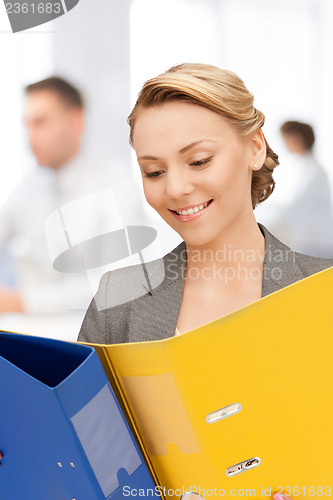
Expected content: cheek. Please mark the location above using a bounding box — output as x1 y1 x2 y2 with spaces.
39 127 56 148
211 159 245 190
210 155 251 204
142 181 165 210
49 120 67 142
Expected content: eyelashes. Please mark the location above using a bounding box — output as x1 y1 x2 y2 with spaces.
189 157 213 167
144 170 164 179
143 156 213 179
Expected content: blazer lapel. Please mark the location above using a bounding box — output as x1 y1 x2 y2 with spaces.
127 241 186 342
260 224 305 296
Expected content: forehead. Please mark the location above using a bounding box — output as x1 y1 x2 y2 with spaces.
133 101 235 154
24 89 66 119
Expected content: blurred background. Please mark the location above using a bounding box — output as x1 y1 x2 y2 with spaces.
0 0 332 338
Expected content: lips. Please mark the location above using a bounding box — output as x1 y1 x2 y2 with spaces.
170 199 213 215
169 199 213 221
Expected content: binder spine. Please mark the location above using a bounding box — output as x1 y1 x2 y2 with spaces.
100 345 164 494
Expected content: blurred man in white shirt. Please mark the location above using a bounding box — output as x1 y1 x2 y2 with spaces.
0 77 145 316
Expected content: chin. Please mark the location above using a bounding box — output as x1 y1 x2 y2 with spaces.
177 229 220 248
35 157 49 167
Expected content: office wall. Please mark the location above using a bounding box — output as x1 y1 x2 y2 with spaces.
1 0 333 204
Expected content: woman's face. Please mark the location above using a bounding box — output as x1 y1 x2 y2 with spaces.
133 101 263 247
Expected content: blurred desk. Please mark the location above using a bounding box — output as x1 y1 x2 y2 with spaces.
0 312 84 341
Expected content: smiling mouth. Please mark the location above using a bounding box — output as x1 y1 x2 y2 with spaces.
170 199 213 216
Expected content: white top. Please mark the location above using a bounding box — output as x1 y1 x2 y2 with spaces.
0 151 146 314
174 327 181 336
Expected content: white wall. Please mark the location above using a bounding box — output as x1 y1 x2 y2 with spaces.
52 0 132 164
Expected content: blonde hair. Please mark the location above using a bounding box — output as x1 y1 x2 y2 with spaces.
128 63 279 208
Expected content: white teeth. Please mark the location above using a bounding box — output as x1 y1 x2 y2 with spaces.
176 201 210 216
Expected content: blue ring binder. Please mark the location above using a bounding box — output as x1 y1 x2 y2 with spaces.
0 331 158 500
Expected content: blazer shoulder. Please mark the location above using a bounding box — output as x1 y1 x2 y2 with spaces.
78 241 186 344
93 240 186 310
294 252 333 277
259 223 333 295
259 223 333 277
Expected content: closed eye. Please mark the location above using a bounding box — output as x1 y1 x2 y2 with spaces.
144 170 164 179
190 157 213 167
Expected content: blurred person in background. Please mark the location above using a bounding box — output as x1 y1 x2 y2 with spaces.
255 121 333 258
0 76 144 315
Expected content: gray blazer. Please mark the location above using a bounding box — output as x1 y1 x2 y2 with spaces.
78 224 333 344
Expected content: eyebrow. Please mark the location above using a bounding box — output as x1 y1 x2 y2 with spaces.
137 139 217 161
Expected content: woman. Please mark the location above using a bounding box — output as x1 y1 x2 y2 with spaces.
78 63 332 344
78 64 332 500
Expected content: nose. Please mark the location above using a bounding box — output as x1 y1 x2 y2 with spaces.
165 165 194 199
